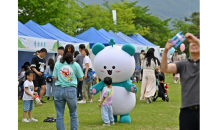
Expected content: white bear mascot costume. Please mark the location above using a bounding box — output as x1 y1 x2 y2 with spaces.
89 39 137 123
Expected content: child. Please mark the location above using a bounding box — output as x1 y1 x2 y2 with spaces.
99 77 115 126
22 70 38 122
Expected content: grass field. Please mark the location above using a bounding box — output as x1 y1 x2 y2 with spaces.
18 74 181 130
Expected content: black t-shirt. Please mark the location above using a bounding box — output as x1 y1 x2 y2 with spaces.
31 56 46 80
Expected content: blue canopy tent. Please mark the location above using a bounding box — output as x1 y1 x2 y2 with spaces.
41 23 87 43
129 33 157 46
18 21 55 73
75 27 110 48
98 28 126 45
116 32 145 46
108 30 135 44
24 20 65 41
18 21 44 38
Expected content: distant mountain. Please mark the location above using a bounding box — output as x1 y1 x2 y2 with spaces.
78 0 199 28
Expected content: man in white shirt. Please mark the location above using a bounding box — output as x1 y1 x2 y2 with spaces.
57 46 64 61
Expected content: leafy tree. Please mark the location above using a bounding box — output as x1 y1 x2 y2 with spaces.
103 0 150 36
75 2 115 35
171 12 200 57
117 0 171 47
18 0 82 36
185 12 200 30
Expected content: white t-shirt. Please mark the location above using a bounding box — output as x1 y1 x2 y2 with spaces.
82 56 92 70
23 80 34 100
181 53 186 60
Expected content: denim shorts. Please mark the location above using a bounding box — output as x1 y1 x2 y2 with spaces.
23 100 33 111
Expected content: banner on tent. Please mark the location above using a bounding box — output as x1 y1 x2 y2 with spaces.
18 35 89 52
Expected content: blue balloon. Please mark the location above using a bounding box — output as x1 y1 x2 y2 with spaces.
169 47 175 55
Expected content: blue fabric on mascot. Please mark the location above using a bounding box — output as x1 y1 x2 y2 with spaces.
90 39 137 123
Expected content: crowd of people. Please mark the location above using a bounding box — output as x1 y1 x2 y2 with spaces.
18 32 200 130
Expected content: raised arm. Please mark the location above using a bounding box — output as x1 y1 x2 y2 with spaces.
185 33 200 46
89 81 105 95
123 79 137 93
161 39 177 74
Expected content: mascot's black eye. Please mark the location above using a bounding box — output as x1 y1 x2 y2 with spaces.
104 66 107 69
112 66 115 69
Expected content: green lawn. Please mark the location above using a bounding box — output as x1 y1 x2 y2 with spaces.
18 74 181 130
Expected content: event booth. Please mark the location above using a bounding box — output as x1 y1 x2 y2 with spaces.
18 20 89 72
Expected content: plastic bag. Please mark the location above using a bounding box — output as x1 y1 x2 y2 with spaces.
35 95 43 107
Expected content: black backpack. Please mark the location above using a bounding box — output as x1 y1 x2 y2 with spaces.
46 76 53 83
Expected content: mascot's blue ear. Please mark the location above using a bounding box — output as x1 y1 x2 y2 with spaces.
122 44 135 56
92 43 105 55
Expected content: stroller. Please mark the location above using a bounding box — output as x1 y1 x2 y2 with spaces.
152 72 169 102
130 69 141 83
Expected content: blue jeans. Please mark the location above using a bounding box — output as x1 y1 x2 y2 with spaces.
46 80 56 97
54 86 78 130
101 105 114 124
77 78 83 99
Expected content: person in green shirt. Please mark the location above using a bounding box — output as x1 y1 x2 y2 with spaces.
53 44 84 130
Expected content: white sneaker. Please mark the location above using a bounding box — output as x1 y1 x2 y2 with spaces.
103 123 110 126
22 118 29 122
78 100 86 104
98 99 101 101
87 100 93 103
174 80 177 83
110 121 115 125
29 117 38 122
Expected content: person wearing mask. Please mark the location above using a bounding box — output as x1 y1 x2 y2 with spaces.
161 33 200 130
45 58 56 100
171 50 181 83
53 44 84 130
30 48 47 103
78 48 94 104
57 46 64 61
75 44 85 101
140 48 159 103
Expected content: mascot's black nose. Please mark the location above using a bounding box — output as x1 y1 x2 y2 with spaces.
107 70 112 75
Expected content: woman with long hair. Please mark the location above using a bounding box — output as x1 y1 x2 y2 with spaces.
45 58 55 100
78 48 94 104
140 48 159 103
53 44 84 130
